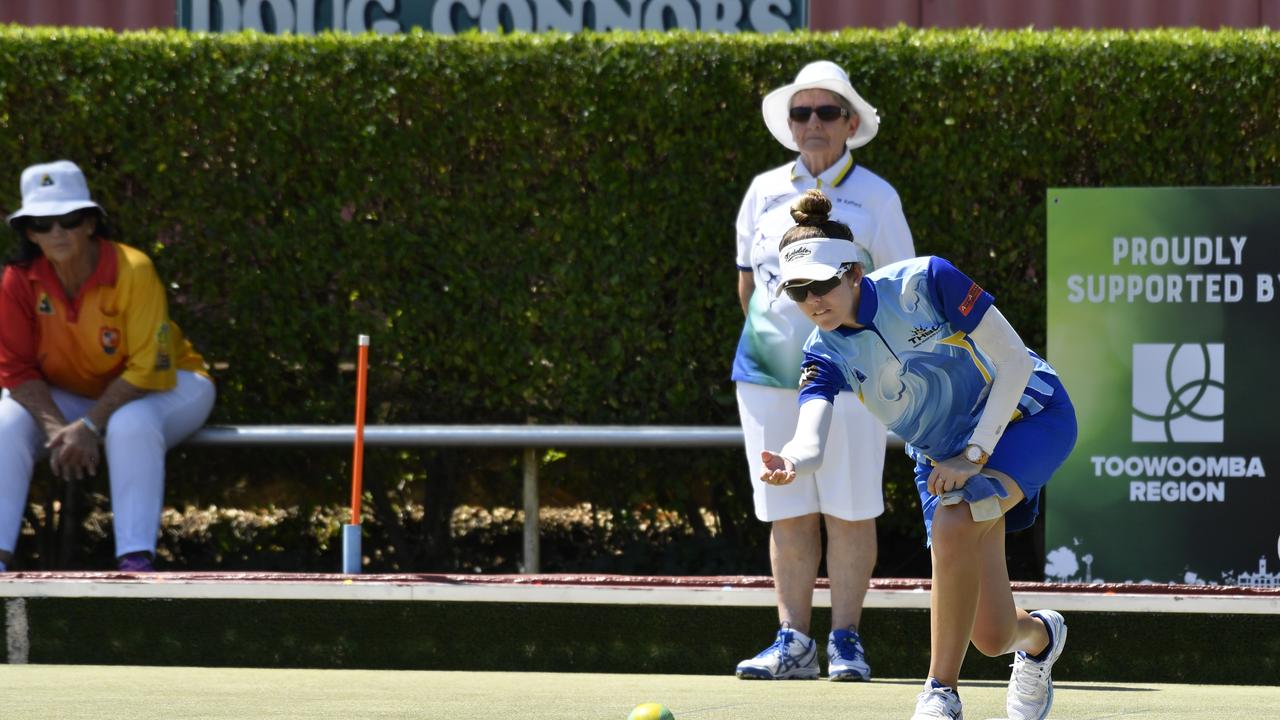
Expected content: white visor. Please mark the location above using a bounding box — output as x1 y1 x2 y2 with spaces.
775 239 869 297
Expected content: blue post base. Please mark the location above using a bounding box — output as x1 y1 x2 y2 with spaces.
342 524 362 574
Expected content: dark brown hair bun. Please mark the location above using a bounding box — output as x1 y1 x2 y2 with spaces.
789 189 833 226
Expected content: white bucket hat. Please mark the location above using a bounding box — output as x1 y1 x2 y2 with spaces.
762 61 880 152
7 160 103 228
775 238 871 297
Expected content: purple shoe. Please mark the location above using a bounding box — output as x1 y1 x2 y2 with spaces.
117 552 155 572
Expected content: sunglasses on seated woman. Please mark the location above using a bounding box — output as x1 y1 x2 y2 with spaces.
788 105 849 123
26 210 89 233
783 271 847 302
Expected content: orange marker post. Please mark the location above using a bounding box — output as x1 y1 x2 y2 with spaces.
342 334 370 574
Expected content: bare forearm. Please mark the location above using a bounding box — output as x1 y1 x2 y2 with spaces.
737 271 754 314
9 379 67 439
86 377 149 431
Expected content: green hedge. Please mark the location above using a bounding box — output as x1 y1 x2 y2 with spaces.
1 27 1278 572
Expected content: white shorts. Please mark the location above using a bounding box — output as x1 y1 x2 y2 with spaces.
737 382 886 522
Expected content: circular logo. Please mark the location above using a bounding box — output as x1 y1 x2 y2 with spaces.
1132 343 1225 442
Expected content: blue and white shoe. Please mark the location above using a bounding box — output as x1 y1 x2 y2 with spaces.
827 625 871 681
912 678 963 719
735 623 818 680
1006 609 1068 720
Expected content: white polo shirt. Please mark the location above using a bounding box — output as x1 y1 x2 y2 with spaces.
732 150 915 388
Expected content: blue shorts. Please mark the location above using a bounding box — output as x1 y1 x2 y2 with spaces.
914 373 1077 541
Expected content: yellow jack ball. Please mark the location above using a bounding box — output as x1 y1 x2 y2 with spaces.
628 702 675 720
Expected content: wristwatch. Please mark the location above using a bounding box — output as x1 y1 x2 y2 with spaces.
963 443 989 465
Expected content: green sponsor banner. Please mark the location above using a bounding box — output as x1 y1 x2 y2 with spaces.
178 0 807 34
1046 188 1280 587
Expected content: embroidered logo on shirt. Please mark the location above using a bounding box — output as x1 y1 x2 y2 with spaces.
799 362 820 389
100 327 121 355
908 324 943 347
37 293 54 315
959 283 984 317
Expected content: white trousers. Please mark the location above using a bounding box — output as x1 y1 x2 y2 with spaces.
0 371 215 557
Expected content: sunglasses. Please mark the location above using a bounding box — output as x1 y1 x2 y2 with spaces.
784 272 846 302
789 105 849 123
26 210 88 233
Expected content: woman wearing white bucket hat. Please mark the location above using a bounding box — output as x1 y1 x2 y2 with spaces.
732 60 915 681
0 160 215 573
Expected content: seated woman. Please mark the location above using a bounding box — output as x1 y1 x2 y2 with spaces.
0 160 215 572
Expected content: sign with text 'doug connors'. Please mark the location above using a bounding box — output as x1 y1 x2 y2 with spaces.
178 0 807 34
1046 188 1280 588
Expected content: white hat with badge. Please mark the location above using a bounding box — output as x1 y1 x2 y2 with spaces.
7 160 103 227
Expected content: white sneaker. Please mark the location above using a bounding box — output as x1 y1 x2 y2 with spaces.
826 626 871 681
1006 609 1068 720
911 679 963 719
734 624 818 680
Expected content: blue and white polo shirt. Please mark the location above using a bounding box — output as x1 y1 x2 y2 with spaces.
798 256 1059 463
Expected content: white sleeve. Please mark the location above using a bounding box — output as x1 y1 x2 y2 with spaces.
735 183 758 269
778 397 834 476
966 306 1035 455
870 190 915 268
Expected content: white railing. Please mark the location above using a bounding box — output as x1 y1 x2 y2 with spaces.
186 425 905 572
